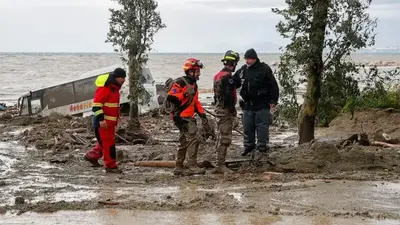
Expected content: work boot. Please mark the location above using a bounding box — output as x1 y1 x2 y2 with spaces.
84 155 101 167
241 146 254 156
213 144 233 174
187 166 206 175
257 145 270 153
105 167 122 174
212 165 233 174
173 166 185 176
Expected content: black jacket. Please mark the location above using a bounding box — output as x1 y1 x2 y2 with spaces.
234 59 279 111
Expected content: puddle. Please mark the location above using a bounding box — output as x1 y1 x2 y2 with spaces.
6 126 32 136
227 192 243 202
54 190 98 202
1 209 399 225
0 141 25 175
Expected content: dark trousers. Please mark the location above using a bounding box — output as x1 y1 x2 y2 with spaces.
242 108 270 151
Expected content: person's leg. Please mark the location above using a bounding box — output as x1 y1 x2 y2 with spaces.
255 108 270 152
242 110 256 156
99 125 119 173
213 112 234 174
185 118 205 175
174 131 187 175
84 128 102 167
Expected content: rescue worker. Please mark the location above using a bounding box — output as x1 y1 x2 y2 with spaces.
84 68 126 173
212 50 241 173
234 48 279 156
167 58 208 176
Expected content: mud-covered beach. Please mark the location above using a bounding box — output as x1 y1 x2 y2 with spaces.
1 107 400 224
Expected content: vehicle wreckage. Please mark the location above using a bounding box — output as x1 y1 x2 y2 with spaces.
17 65 160 117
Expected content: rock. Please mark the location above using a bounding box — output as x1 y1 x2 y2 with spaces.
0 181 6 186
15 197 25 205
268 151 280 160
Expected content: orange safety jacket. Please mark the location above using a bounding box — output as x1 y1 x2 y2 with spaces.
167 76 205 118
92 74 121 126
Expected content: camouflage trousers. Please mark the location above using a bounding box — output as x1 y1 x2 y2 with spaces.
174 117 200 168
215 108 237 166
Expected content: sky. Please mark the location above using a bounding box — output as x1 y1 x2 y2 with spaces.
0 0 399 53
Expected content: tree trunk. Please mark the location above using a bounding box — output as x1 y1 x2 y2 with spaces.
128 56 141 129
298 0 330 144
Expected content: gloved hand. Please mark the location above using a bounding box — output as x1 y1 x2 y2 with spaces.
199 113 208 125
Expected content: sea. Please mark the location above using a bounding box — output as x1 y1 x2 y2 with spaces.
1 52 400 106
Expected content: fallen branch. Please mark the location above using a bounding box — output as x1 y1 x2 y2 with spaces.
65 128 87 133
151 138 179 143
371 141 400 148
116 133 129 143
127 160 214 168
203 108 244 136
72 133 89 145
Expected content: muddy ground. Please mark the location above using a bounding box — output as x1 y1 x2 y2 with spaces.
1 107 400 222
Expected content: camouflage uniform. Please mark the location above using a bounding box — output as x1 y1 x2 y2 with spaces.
175 117 200 170
213 65 241 173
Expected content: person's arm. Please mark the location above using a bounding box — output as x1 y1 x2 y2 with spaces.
166 83 184 105
264 64 279 105
195 91 205 116
221 76 236 112
232 69 242 89
92 87 109 121
92 87 109 128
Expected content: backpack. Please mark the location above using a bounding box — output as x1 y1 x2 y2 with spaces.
162 77 195 115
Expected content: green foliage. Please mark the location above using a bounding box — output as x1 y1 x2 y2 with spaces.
272 0 377 127
106 0 166 108
342 67 400 113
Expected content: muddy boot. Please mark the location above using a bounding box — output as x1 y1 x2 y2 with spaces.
105 167 122 174
212 165 233 174
242 146 254 156
173 166 185 176
83 155 101 167
212 144 233 174
187 166 206 175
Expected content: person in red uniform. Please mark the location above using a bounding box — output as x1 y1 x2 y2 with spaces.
167 58 209 176
84 68 126 173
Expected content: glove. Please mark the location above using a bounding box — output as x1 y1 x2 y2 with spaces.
199 114 208 125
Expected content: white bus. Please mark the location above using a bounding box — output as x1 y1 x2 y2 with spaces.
17 65 159 117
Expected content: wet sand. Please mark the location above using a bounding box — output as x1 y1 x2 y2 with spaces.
2 109 400 224
1 209 400 225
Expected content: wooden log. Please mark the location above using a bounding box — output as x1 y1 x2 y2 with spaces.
127 160 214 168
65 128 87 133
371 141 400 148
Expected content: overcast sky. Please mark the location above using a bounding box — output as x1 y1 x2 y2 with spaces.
0 0 398 53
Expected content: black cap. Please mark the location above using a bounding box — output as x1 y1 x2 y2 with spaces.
244 48 258 59
113 68 126 78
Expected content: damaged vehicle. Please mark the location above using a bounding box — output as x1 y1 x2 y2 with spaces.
17 65 159 117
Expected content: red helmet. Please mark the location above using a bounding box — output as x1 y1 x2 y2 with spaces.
183 58 204 72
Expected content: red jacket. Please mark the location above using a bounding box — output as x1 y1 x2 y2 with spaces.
167 76 205 118
92 74 121 126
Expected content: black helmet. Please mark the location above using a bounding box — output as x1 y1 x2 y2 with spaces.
221 50 240 64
